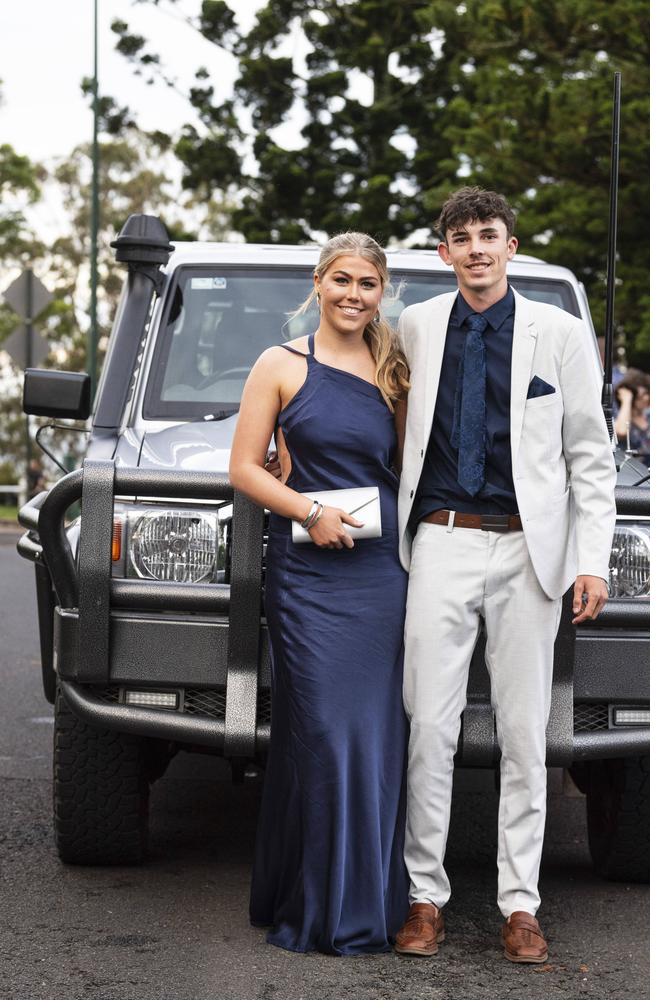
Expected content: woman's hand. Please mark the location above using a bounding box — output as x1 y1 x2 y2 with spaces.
308 506 364 549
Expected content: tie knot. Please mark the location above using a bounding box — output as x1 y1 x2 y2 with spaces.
466 313 488 335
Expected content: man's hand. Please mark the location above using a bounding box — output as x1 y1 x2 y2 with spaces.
572 575 609 624
264 449 282 479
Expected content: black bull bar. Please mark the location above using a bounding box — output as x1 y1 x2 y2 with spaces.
20 462 650 764
32 459 266 757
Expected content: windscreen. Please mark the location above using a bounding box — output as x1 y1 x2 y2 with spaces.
143 266 581 420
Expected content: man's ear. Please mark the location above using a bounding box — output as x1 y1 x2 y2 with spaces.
507 236 518 260
438 242 452 265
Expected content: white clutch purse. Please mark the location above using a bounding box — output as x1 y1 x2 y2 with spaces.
291 486 382 544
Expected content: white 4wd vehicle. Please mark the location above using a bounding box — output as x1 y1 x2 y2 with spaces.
18 214 650 876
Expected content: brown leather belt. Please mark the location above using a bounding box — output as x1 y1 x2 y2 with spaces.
421 509 522 532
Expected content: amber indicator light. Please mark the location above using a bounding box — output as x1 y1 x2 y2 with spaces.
112 519 123 562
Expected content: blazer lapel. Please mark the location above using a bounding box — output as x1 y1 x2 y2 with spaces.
510 289 537 461
421 293 455 450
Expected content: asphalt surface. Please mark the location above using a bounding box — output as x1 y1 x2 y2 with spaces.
1 527 649 1000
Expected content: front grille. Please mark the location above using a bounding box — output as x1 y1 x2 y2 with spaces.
92 686 121 705
574 703 609 732
184 687 227 719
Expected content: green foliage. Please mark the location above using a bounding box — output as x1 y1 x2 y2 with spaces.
123 0 644 363
0 93 46 479
49 129 182 375
113 0 650 361
0 142 45 263
422 0 650 363
0 390 26 481
0 99 201 477
198 1 238 47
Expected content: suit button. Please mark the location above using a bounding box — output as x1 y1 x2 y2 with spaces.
410 490 414 499
420 449 424 458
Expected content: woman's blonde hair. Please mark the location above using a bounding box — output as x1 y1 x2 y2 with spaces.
295 232 409 411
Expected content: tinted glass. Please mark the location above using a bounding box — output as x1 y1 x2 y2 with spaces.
144 266 581 420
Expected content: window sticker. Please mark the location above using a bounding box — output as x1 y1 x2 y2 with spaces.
191 276 228 290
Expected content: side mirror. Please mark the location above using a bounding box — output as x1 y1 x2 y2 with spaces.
23 369 92 420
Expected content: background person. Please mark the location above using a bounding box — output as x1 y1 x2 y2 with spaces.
614 373 650 465
27 458 46 500
393 187 617 963
229 233 410 954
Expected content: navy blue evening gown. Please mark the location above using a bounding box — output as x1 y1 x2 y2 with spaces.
249 334 409 954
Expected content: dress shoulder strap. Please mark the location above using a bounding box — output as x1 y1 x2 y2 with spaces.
279 344 309 357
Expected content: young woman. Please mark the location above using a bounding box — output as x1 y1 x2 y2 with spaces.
229 233 410 954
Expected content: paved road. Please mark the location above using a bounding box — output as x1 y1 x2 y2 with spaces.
2 531 649 1000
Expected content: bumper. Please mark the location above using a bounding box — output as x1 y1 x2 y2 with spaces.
57 680 271 751
52 597 650 762
53 603 271 751
18 470 650 763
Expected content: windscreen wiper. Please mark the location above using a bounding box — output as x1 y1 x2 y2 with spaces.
200 410 239 422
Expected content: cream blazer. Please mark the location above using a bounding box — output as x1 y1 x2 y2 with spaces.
397 288 617 599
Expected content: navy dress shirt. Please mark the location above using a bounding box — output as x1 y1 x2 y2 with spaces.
413 286 518 521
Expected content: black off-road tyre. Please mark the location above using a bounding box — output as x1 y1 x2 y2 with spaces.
53 686 168 865
587 756 650 882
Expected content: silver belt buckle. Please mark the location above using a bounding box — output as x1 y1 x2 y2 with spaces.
480 514 510 532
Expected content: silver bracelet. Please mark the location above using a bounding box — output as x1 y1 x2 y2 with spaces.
309 503 325 529
300 500 320 529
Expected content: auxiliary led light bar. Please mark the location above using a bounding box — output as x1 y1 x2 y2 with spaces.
612 708 650 727
124 690 178 710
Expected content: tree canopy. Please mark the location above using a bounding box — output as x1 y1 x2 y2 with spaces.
0 89 195 480
111 0 650 365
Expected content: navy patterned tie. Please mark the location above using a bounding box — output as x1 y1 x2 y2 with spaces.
452 312 488 496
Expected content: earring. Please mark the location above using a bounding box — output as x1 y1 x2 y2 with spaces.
316 292 321 307
374 312 380 322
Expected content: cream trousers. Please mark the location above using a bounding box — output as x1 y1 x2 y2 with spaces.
403 521 562 917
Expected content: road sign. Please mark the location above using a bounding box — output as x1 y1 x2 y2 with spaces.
3 270 52 320
2 324 50 369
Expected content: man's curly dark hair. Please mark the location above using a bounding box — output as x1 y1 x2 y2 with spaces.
435 187 517 242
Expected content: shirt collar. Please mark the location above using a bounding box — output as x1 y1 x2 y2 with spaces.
454 285 514 332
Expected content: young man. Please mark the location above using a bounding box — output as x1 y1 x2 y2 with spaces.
394 187 616 962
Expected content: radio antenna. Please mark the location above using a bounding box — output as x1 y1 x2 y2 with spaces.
602 71 621 439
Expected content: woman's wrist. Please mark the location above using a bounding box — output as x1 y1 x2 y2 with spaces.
308 504 325 531
296 497 316 524
300 500 320 529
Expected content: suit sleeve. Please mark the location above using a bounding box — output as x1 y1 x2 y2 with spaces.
559 321 617 582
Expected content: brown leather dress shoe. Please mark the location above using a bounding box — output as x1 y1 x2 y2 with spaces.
502 911 548 964
394 902 445 957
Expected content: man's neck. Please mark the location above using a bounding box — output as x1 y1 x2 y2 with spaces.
458 280 509 313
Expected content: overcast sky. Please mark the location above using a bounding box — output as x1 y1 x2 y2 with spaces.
1 0 264 163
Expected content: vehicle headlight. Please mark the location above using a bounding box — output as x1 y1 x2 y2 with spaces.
608 523 650 598
128 509 219 583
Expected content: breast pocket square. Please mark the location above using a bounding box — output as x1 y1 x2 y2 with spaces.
527 375 556 399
